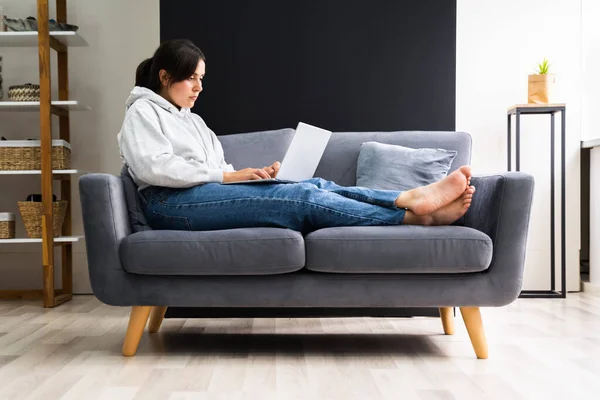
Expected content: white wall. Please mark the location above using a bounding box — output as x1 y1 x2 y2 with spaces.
0 0 587 294
0 0 159 293
583 0 600 288
457 0 582 292
582 0 600 141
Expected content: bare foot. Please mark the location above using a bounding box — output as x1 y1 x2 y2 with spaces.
395 166 471 215
426 185 475 225
402 185 475 226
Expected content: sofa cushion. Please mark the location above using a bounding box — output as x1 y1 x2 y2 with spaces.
305 225 493 274
356 141 457 191
120 228 305 276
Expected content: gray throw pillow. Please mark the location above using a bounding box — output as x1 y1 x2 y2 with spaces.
356 141 458 191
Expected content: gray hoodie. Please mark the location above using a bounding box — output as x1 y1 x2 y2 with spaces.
117 86 234 191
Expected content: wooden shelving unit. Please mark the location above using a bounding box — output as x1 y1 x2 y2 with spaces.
0 0 88 307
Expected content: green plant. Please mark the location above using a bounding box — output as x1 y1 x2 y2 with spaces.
536 57 551 74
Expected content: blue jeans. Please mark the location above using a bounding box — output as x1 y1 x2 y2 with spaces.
139 178 406 234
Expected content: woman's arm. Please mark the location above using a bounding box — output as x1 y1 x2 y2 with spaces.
119 104 225 187
205 125 274 182
207 126 235 173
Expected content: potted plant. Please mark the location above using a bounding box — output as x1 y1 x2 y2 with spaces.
528 57 555 104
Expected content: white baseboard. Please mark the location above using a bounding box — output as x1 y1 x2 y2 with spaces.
582 278 600 293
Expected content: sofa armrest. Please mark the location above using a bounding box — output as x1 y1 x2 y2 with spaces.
79 173 132 304
465 172 535 302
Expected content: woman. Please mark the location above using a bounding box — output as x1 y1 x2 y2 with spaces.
118 39 475 234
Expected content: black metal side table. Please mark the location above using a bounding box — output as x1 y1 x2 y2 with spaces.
507 103 566 298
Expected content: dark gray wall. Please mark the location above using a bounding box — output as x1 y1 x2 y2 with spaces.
160 0 457 135
160 1 457 318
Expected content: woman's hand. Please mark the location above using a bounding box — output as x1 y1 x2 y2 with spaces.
262 161 281 178
222 161 281 182
222 168 272 183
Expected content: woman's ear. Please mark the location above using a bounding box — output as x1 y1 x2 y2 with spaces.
159 69 170 87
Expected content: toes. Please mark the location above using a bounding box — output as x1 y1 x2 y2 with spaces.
463 185 475 195
460 165 472 178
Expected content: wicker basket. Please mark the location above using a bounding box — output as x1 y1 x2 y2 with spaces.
0 140 71 170
0 212 16 239
18 200 67 238
7 83 40 102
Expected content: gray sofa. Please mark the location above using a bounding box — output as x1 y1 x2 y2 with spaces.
79 128 534 358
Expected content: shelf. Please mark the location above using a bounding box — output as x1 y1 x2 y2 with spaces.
507 103 566 115
0 235 83 244
0 169 80 175
582 139 600 149
0 31 87 47
0 101 89 112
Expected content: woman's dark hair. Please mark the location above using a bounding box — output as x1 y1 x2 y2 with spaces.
135 39 205 93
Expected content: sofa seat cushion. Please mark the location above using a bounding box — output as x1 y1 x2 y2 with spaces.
305 225 493 274
120 228 305 276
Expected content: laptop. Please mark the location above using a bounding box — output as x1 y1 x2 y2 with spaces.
222 122 332 184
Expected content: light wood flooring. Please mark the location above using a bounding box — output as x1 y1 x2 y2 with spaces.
0 293 599 399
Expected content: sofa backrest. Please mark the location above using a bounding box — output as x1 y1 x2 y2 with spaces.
221 129 472 187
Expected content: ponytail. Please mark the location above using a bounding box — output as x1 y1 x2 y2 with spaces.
135 57 157 91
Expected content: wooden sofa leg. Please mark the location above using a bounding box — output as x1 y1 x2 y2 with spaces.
148 306 168 333
459 307 488 359
439 307 455 335
123 306 152 357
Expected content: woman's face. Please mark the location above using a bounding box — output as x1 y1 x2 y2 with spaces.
160 59 205 109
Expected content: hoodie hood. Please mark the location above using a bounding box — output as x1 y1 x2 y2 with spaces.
125 86 189 115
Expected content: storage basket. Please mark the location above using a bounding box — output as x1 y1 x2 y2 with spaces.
7 83 40 101
0 139 71 170
18 200 67 238
0 212 15 239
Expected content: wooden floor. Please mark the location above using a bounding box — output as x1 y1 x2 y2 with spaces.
0 294 599 399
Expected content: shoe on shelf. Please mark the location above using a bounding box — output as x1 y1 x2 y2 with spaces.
2 16 79 32
2 16 31 31
31 16 79 32
25 16 37 31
